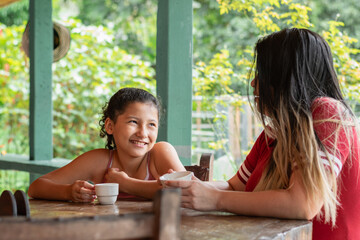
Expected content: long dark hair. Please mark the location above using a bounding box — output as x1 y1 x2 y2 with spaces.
249 28 356 225
252 28 345 122
99 88 161 149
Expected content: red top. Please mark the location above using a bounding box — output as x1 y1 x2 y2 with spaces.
236 97 360 239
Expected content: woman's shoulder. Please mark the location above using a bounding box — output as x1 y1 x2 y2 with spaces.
311 97 353 124
312 97 348 118
312 96 338 108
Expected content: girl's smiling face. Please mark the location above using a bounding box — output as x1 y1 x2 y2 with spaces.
105 101 159 158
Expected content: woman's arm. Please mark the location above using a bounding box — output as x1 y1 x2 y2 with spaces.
166 169 323 220
28 149 107 202
218 170 323 219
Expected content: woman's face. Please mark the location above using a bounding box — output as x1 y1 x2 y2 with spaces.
251 76 270 116
251 76 260 105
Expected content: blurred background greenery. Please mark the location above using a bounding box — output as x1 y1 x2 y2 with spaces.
1 0 359 192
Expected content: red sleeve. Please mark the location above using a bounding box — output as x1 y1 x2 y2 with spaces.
312 97 352 176
236 130 266 185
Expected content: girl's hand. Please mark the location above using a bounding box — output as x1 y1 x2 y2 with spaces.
165 177 220 211
167 169 176 174
157 168 176 186
104 168 130 191
69 180 96 203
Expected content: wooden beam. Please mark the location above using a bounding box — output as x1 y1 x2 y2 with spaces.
0 154 69 175
156 0 193 165
0 0 21 8
29 0 53 160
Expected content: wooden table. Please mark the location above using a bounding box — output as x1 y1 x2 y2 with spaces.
21 199 312 240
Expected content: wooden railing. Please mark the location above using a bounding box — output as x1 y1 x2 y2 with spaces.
192 99 262 163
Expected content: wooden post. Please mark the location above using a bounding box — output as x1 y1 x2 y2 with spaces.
229 106 242 162
153 188 181 240
156 0 193 165
29 0 53 161
195 100 202 161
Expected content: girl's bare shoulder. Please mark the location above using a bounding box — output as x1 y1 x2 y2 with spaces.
149 142 184 175
71 148 111 165
151 141 176 152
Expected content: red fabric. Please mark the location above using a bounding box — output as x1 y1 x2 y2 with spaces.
311 97 360 240
236 97 360 239
236 130 275 192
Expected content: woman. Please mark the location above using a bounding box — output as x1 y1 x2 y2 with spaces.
165 28 360 239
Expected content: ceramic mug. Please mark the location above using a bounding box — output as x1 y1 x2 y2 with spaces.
95 183 119 205
159 171 194 187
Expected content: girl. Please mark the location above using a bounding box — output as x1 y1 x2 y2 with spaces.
165 28 360 239
28 88 185 201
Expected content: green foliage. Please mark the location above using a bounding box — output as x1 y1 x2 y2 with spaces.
51 19 156 159
194 0 360 179
0 170 29 193
194 50 235 98
0 19 156 160
0 23 29 156
218 0 313 32
0 0 28 26
53 0 158 63
322 21 360 103
307 0 360 60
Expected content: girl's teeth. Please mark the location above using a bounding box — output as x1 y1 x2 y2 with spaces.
132 140 146 145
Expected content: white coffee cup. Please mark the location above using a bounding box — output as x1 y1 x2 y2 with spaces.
159 171 194 187
95 183 119 205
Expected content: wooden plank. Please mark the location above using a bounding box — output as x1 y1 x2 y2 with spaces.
0 154 69 174
180 212 312 240
156 0 193 165
0 189 182 240
0 194 311 240
0 214 154 240
29 0 53 161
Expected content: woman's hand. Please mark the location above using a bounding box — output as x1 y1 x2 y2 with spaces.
165 176 221 211
69 180 96 203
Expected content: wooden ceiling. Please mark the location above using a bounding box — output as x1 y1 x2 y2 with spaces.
0 0 21 8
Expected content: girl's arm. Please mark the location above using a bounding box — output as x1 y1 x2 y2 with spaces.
166 169 323 220
28 149 107 202
28 178 96 202
112 174 162 199
111 172 238 200
104 169 161 199
105 142 186 199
